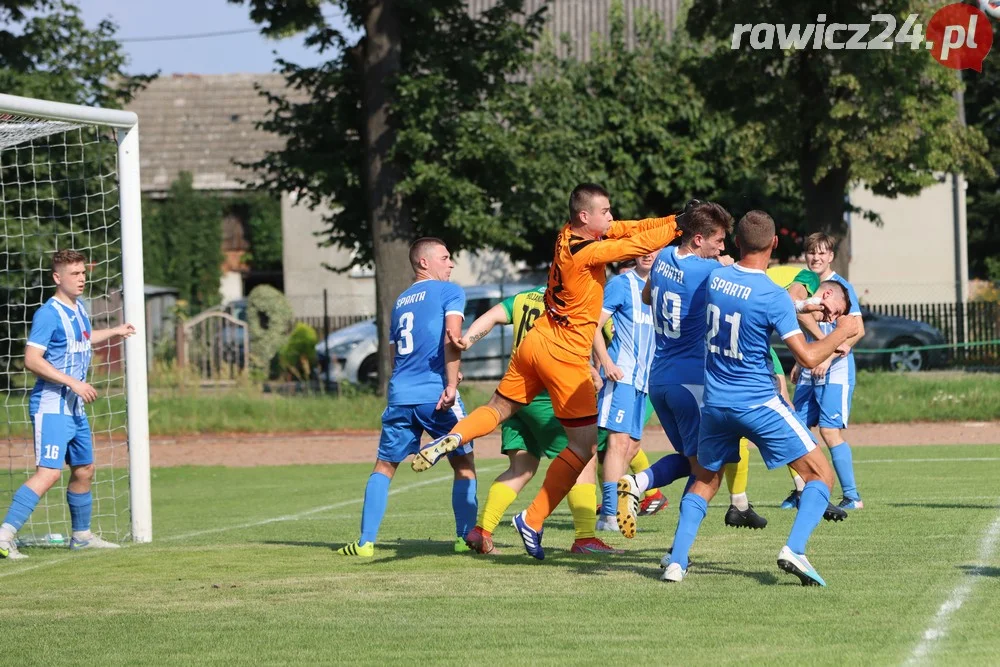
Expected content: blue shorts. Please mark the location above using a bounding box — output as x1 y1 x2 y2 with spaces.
597 381 647 440
793 381 854 429
32 412 93 469
377 398 475 463
698 396 817 472
648 383 703 457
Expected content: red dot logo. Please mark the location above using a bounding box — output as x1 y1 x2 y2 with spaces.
927 3 993 71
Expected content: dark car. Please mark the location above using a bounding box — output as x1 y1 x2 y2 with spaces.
773 305 946 372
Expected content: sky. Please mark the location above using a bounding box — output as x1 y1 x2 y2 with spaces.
80 0 357 75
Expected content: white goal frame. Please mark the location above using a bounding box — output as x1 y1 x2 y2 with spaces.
0 93 152 543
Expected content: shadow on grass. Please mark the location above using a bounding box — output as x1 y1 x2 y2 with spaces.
889 503 1000 510
957 564 1000 578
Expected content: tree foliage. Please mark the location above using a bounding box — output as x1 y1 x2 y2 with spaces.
963 20 1000 282
685 0 992 274
142 173 225 311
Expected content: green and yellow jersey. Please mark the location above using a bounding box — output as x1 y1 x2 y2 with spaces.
766 265 820 296
499 286 547 358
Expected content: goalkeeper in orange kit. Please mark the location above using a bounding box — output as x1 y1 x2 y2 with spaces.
412 183 682 560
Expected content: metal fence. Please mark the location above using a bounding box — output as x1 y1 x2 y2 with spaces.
866 301 1000 367
294 314 370 336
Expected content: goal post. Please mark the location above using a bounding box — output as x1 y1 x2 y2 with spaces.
0 93 152 544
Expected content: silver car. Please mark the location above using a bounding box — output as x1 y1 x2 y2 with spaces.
316 283 535 386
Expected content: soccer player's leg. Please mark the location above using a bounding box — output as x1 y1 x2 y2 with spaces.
723 437 768 530
339 407 415 556
817 382 862 509
516 346 597 559
0 413 73 559
783 382 819 510
64 417 116 550
596 380 639 531
420 400 479 552
630 448 667 516
663 407 732 583
413 338 541 472
740 396 829 586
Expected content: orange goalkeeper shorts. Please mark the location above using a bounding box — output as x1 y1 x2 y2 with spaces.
496 330 598 422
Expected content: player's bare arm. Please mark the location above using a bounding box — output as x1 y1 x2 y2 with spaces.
24 346 96 403
784 315 860 369
592 310 623 382
89 323 136 346
437 313 464 410
449 303 509 351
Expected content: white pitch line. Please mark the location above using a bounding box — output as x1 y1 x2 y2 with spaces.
905 505 1000 665
164 464 501 542
857 457 1000 465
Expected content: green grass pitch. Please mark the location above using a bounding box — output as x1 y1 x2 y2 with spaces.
2 444 999 666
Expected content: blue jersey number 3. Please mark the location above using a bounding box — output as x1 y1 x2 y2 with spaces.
397 312 415 355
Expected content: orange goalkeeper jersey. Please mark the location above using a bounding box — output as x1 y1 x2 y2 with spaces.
532 216 680 356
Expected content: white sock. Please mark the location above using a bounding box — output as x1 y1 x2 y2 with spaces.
635 471 652 494
0 523 15 540
730 492 749 511
72 530 92 540
793 475 806 492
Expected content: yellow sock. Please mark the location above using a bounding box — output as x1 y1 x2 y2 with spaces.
725 438 750 495
788 465 805 491
567 483 597 540
629 448 657 499
478 481 519 534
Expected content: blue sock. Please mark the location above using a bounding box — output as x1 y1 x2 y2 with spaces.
359 472 391 545
3 485 40 532
670 493 708 570
647 453 692 488
830 443 859 501
66 490 92 532
451 478 477 538
601 482 617 516
787 480 830 554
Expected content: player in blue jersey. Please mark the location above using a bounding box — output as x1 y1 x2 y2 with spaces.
591 252 656 532
0 250 135 560
661 211 857 586
338 238 477 557
789 233 866 511
616 202 768 536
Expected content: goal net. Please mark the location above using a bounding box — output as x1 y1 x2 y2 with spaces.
0 94 151 546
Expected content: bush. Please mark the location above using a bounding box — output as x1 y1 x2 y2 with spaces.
279 323 318 381
247 285 294 377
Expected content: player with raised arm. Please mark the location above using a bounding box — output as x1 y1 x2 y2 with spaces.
338 238 477 558
413 183 680 560
0 250 135 559
459 286 618 555
591 252 656 533
791 233 866 511
661 211 856 586
616 202 770 537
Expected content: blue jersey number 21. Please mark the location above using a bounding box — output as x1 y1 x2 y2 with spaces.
706 305 743 360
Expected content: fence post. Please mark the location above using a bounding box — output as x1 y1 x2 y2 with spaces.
176 319 186 368
323 289 330 393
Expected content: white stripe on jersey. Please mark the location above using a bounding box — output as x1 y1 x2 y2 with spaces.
763 396 816 452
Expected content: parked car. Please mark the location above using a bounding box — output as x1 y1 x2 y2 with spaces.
773 305 946 373
317 283 535 387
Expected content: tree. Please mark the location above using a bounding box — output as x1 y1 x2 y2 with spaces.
963 20 1000 283
685 0 992 276
0 0 152 387
142 173 225 311
233 0 545 394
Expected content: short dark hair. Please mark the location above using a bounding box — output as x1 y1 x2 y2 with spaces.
820 279 851 315
569 183 610 220
735 210 776 253
680 202 734 241
408 237 447 272
616 259 637 273
805 232 837 255
52 249 87 272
